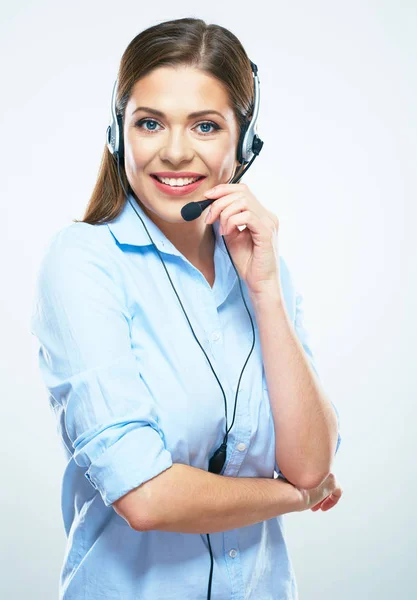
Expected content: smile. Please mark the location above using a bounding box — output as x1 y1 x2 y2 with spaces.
150 175 206 196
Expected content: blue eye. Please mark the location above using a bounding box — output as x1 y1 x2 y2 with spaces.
136 119 160 132
196 122 218 134
134 118 221 135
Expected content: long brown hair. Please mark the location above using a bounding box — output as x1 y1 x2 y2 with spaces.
74 17 254 225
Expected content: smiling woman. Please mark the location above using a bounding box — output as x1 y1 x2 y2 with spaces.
30 15 341 600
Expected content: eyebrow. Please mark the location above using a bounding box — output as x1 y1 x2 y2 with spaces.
131 106 226 120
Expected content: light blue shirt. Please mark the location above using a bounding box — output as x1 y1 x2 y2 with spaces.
30 193 341 600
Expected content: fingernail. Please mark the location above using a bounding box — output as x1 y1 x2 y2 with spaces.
204 208 212 223
204 188 216 196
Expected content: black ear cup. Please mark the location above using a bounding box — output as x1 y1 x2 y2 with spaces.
116 114 124 163
236 122 250 165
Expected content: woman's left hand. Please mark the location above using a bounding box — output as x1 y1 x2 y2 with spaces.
203 182 281 296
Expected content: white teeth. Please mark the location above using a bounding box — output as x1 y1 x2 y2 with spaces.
155 176 200 186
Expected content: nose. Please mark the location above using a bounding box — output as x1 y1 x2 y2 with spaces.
158 127 195 164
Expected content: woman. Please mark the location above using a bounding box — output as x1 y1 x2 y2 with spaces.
30 17 343 600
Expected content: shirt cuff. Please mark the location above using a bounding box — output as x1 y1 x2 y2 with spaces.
84 425 173 507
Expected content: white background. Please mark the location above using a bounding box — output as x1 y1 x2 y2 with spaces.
1 1 416 598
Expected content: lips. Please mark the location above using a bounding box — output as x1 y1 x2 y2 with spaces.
150 174 206 196
151 174 204 184
151 172 206 178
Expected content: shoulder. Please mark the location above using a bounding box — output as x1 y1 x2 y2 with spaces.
35 221 122 294
45 221 113 254
40 221 117 269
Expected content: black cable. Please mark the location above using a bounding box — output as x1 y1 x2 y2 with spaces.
115 152 259 600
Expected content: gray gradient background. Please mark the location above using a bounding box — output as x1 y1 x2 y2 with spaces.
1 1 415 598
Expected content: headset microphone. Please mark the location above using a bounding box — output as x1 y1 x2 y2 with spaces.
180 141 261 221
181 61 263 221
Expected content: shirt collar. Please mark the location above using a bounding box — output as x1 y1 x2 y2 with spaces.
106 192 238 307
106 192 227 258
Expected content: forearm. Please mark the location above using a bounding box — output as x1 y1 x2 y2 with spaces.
250 283 339 488
134 463 302 534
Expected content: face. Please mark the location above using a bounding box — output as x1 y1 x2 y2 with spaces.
123 65 241 236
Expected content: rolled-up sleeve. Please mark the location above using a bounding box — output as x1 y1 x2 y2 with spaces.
30 226 173 507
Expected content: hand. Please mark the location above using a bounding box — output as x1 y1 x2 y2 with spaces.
294 472 343 513
203 183 281 296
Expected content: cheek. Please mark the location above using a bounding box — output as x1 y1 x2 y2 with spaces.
215 145 237 178
125 140 152 175
202 132 236 165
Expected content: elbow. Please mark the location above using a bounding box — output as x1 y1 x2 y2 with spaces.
296 470 331 490
279 462 332 490
118 464 176 531
277 461 332 490
131 514 157 532
115 504 157 532
112 486 157 532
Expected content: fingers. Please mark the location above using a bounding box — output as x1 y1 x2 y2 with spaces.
320 494 337 511
310 490 342 512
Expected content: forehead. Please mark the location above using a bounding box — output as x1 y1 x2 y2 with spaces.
126 65 234 118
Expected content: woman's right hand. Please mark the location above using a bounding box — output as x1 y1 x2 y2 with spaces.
294 472 343 512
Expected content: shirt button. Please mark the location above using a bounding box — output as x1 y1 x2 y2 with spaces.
211 331 221 342
237 442 246 452
229 549 238 558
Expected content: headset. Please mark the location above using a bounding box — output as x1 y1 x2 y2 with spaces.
107 59 264 600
